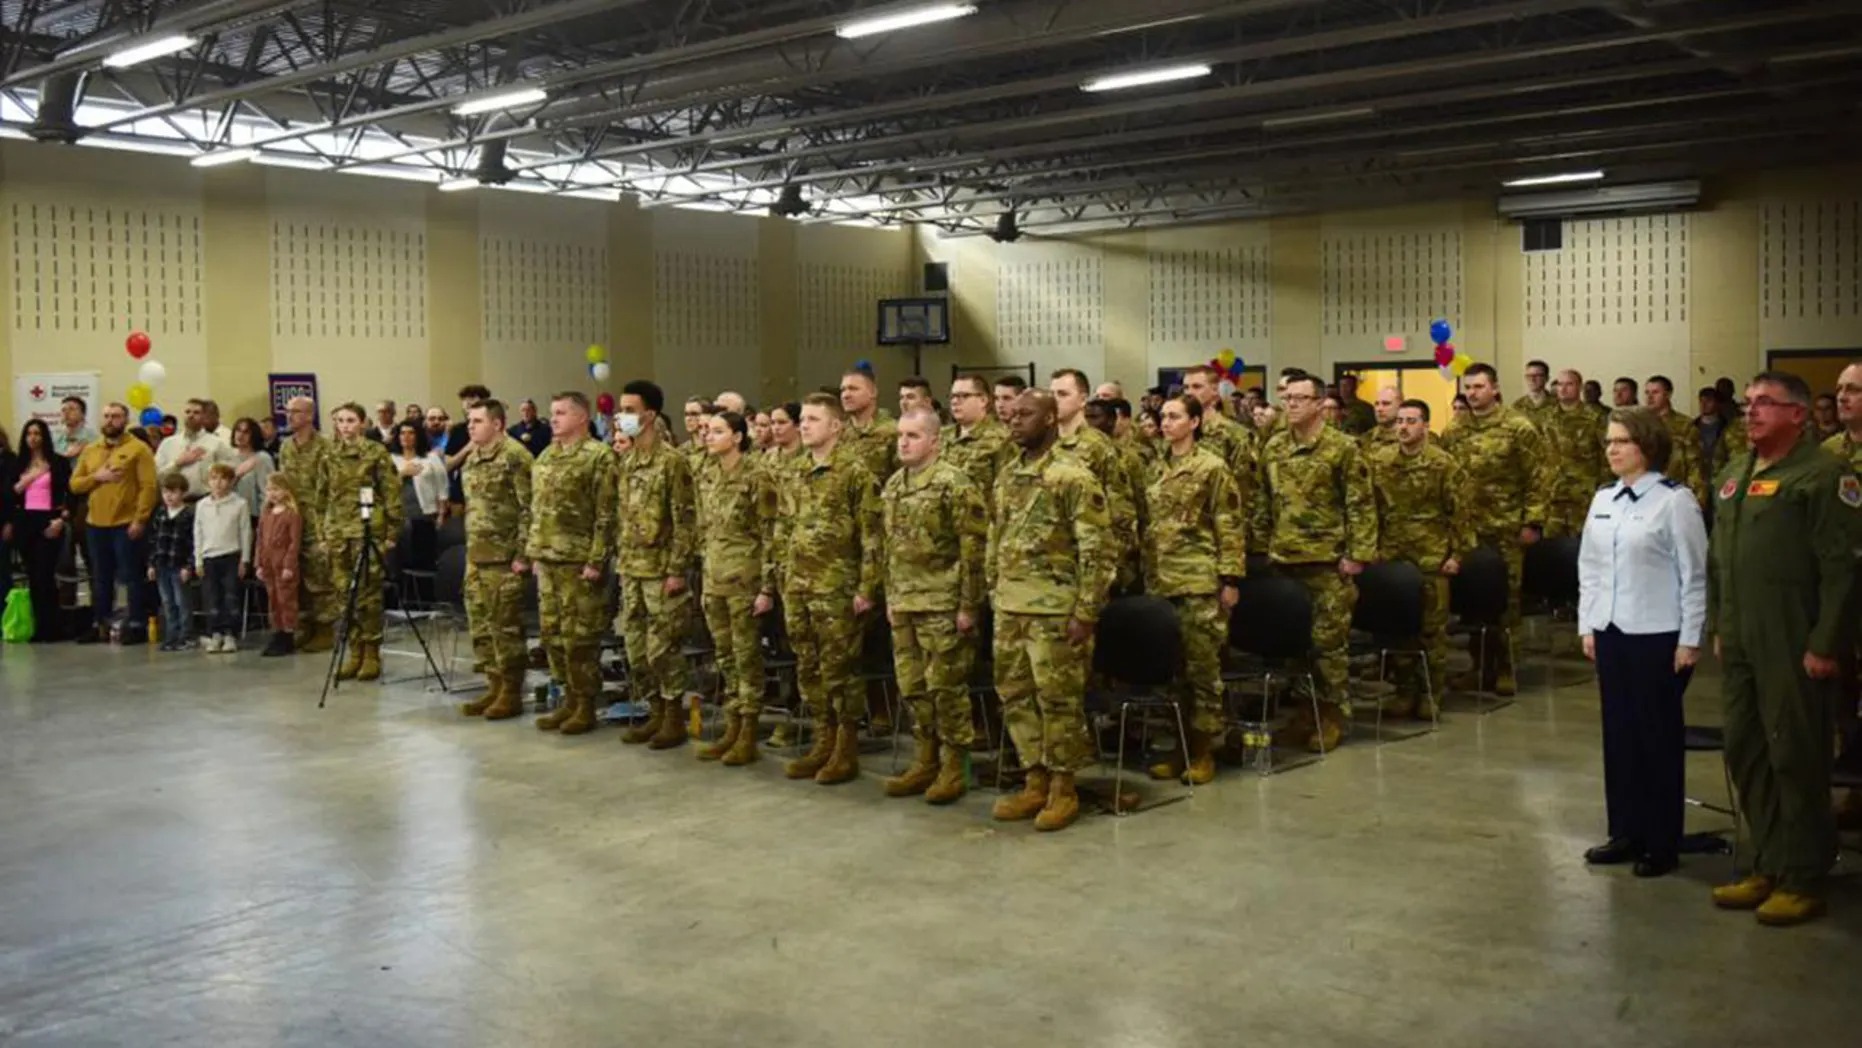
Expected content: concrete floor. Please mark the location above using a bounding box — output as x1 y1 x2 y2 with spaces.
1 635 1858 1048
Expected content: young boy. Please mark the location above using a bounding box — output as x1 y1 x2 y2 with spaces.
147 472 196 652
194 462 253 653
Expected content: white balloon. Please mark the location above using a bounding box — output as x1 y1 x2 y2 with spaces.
591 362 612 382
137 360 167 387
1217 379 1237 397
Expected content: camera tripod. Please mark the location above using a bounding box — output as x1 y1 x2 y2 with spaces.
318 488 446 707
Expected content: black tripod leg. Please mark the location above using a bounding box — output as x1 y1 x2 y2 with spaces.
382 538 448 691
318 538 369 708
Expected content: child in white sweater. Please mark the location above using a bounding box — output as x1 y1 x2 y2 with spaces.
193 464 253 653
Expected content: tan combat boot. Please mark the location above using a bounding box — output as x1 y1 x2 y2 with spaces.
1308 703 1347 754
1034 771 1081 832
482 666 526 721
1712 875 1777 910
335 640 363 681
648 698 690 750
884 738 940 797
992 767 1050 821
784 716 836 779
814 724 862 785
558 690 597 735
1493 647 1518 697
923 745 968 805
460 673 501 717
1183 730 1217 785
722 714 761 766
356 642 382 682
621 698 666 745
698 713 742 761
535 685 574 731
299 624 335 654
1755 890 1826 927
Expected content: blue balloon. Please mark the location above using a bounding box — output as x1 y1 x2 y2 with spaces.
1430 319 1453 345
140 406 163 426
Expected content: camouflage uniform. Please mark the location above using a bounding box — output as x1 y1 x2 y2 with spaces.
320 435 402 645
1370 442 1474 706
845 410 900 483
1340 398 1377 436
1715 416 1750 477
279 431 334 641
525 437 619 706
1540 403 1608 538
1057 423 1141 591
881 458 987 750
990 445 1115 774
1656 409 1708 507
1439 405 1550 679
461 435 534 681
695 453 778 718
772 445 882 726
614 441 698 705
943 416 1011 511
1252 424 1379 714
1200 408 1257 502
1510 393 1557 432
1143 444 1248 734
1360 422 1399 454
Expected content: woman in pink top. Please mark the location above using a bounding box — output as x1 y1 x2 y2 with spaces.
6 419 72 641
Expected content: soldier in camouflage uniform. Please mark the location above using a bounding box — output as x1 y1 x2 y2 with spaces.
944 374 1011 508
611 381 700 750
1371 399 1474 717
457 399 534 721
1337 374 1377 436
990 389 1115 832
880 410 988 804
321 403 404 682
1542 369 1609 538
278 396 335 652
1361 385 1401 453
1644 376 1708 507
839 369 900 482
1439 363 1550 696
1822 363 1862 829
693 411 779 767
1252 374 1379 752
773 393 883 786
680 397 714 476
1183 365 1257 499
525 392 619 736
1050 369 1141 592
1085 399 1153 541
1512 359 1558 431
1143 396 1247 783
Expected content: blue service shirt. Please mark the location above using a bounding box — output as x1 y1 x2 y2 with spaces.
1577 471 1709 646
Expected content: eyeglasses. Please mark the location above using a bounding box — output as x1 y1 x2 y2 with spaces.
1746 396 1800 411
1280 394 1317 404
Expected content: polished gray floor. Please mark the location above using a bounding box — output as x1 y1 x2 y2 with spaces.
1 634 1858 1048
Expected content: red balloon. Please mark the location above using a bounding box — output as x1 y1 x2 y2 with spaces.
1433 343 1454 367
126 331 152 359
595 393 616 415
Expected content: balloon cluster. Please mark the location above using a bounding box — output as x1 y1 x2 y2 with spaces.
1207 347 1248 396
123 331 166 425
585 344 611 383
1429 319 1472 380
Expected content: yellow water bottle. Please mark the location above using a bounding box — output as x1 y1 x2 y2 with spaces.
688 695 704 738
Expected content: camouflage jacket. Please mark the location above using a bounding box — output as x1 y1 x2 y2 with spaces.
1056 423 1139 561
1715 416 1749 475
773 444 881 600
943 416 1011 508
1822 430 1862 472
460 435 533 564
1439 405 1550 535
278 431 333 518
1540 403 1607 510
1142 445 1247 598
989 444 1115 622
1251 424 1378 565
616 440 697 580
320 436 403 543
1371 443 1473 568
880 458 987 615
1360 423 1399 453
1510 393 1558 432
1340 398 1377 436
1200 409 1257 499
845 410 900 482
525 437 618 566
695 452 777 597
1655 409 1708 507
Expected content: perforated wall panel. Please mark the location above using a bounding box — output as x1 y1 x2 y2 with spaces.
653 252 759 355
482 237 608 346
270 220 426 340
1323 230 1462 338
1520 214 1690 384
797 263 909 357
1760 199 1862 349
997 255 1104 371
9 200 203 335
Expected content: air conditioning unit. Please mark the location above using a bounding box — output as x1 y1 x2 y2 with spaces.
1497 180 1700 220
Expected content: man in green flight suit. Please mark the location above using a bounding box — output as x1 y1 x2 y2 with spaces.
1708 370 1862 927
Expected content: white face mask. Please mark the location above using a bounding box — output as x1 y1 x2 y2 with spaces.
616 413 643 438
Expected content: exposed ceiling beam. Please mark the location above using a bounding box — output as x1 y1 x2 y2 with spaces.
1 0 311 89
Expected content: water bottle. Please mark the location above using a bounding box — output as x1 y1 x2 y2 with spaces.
688 695 703 738
547 680 563 711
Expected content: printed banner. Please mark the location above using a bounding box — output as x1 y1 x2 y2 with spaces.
13 371 102 431
268 372 318 428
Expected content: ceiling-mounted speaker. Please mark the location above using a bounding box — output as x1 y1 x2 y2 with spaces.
989 211 1022 243
28 72 84 143
771 183 809 218
923 262 948 293
473 140 514 185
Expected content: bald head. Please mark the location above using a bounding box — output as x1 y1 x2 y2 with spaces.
1373 386 1401 425
1836 363 1862 430
715 390 747 415
285 395 316 435
1553 368 1583 405
896 408 942 469
1009 388 1059 449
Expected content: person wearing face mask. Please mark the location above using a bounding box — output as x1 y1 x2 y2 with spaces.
693 411 779 766
612 381 702 750
322 403 402 681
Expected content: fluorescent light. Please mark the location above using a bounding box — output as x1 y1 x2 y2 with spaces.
101 34 196 69
438 178 480 192
1081 63 1212 93
252 154 332 171
338 164 442 184
190 147 257 168
558 188 623 203
836 3 976 39
1261 107 1375 130
74 135 198 158
451 86 548 116
1503 170 1605 188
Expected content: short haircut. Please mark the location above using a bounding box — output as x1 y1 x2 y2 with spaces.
1279 366 1305 379
1697 386 1717 400
1049 368 1090 394
159 471 190 493
333 401 366 419
185 397 208 411
474 398 507 423
1398 398 1432 422
61 395 86 413
458 384 491 401
623 380 667 414
1750 370 1812 407
953 374 990 397
1286 374 1323 398
1614 377 1637 390
899 376 931 393
1185 364 1221 382
1106 397 1132 418
1526 359 1550 373
898 407 942 433
1464 363 1498 383
841 368 877 388
393 420 431 456
1608 407 1673 473
553 391 591 416
207 462 235 483
1646 375 1674 394
801 392 846 420
993 375 1028 393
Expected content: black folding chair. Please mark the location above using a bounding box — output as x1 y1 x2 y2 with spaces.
1225 570 1324 775
1087 595 1189 813
1350 560 1436 741
1448 545 1514 713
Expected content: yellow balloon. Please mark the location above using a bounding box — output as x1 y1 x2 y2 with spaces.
1450 354 1473 377
1217 348 1237 368
127 383 152 409
585 344 608 365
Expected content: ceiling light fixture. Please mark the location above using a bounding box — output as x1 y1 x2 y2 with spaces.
451 86 548 117
1261 107 1376 130
101 34 196 69
835 3 977 39
1081 63 1211 93
190 147 258 168
438 178 480 192
1503 170 1605 188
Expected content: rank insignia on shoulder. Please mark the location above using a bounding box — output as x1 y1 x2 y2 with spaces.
1841 474 1862 509
1718 479 1738 501
1659 477 1682 489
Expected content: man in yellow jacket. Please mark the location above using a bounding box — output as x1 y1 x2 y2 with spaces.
69 401 158 644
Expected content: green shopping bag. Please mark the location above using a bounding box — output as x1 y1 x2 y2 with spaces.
2 585 33 643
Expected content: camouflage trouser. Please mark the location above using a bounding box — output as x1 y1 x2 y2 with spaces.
994 611 1095 774
297 521 334 637
328 537 385 644
891 610 976 749
1385 565 1449 704
617 575 694 703
1170 594 1227 734
1281 564 1356 716
535 561 605 701
1475 532 1524 674
784 591 864 721
1544 499 1588 540
703 593 765 717
465 561 527 675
